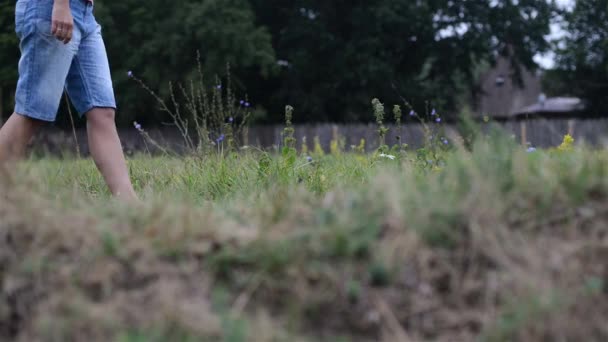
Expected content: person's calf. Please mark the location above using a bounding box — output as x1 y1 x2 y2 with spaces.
86 107 138 201
0 113 43 164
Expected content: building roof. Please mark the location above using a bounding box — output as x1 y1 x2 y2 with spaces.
512 97 586 117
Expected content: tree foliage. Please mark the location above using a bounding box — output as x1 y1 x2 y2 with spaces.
94 0 276 126
249 0 556 122
0 1 20 115
0 0 558 125
546 0 608 115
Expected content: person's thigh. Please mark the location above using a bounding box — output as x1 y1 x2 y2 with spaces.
14 0 81 122
65 24 116 117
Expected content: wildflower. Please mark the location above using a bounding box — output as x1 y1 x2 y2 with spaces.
133 121 142 131
216 84 222 90
355 138 366 153
431 109 437 116
558 134 574 151
245 102 251 107
228 117 234 123
216 134 225 144
393 105 402 122
239 100 245 105
307 156 313 163
435 118 441 123
441 137 449 145
127 70 133 78
313 136 325 156
409 110 415 116
371 100 384 117
379 153 396 160
527 147 537 153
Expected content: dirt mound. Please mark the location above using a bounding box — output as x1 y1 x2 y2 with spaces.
1 171 608 341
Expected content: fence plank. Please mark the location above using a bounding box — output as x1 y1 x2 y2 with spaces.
28 119 608 156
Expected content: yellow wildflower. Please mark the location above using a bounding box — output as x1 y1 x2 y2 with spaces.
557 134 574 151
330 139 341 156
313 136 325 156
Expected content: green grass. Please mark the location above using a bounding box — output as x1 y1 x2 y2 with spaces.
21 150 376 202
2 134 608 341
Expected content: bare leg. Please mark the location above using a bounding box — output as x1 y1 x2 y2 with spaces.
0 113 43 164
86 107 138 201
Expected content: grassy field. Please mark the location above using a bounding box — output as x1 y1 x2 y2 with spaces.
2 130 608 341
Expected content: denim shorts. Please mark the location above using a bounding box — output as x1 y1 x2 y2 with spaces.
14 0 116 122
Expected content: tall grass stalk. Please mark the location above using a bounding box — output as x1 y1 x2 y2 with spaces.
129 54 251 155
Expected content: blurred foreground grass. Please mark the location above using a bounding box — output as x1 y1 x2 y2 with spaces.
2 134 608 341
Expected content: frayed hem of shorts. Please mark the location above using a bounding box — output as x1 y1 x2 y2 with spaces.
14 109 56 122
79 103 118 116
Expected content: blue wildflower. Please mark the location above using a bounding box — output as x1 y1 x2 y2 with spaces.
216 134 225 143
127 70 133 78
216 84 222 90
245 102 251 107
527 147 537 153
431 109 437 116
239 100 245 105
228 117 234 123
133 121 142 131
307 156 313 163
435 118 441 123
409 110 415 116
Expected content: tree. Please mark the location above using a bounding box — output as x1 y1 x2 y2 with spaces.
0 0 557 127
0 1 20 120
88 0 276 126
249 0 556 122
546 0 608 115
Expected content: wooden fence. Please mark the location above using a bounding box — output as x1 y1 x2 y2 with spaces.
30 118 608 156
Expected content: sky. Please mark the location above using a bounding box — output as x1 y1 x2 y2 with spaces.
534 0 575 69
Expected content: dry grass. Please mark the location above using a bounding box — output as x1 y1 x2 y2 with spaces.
1 137 608 341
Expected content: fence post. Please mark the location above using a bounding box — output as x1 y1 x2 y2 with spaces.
568 119 575 136
332 124 339 140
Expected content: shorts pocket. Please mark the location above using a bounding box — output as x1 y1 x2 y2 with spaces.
14 0 30 37
34 19 55 39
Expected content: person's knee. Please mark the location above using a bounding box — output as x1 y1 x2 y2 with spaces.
6 112 43 137
12 112 43 129
86 107 116 127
